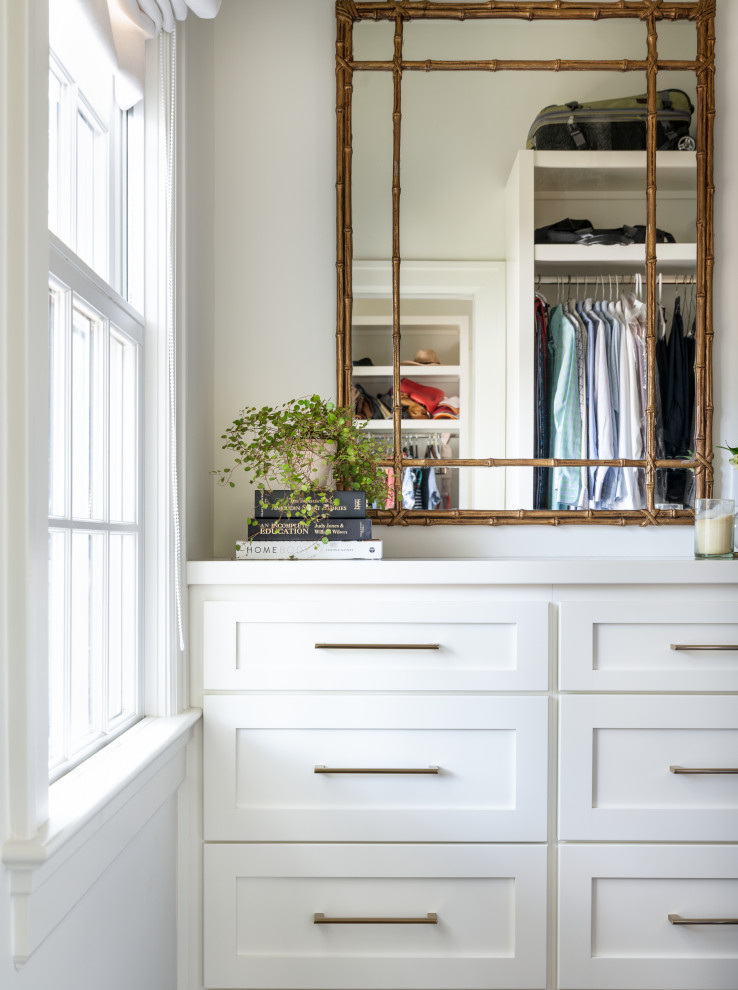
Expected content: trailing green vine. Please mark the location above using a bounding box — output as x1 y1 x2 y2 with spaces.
214 395 388 532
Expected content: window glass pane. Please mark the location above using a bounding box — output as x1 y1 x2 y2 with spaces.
71 302 105 520
70 531 104 751
76 110 97 270
109 329 137 523
108 533 122 720
48 530 68 768
49 69 63 236
49 282 68 517
126 104 144 311
108 533 137 722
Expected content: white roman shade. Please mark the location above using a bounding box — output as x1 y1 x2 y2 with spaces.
115 0 222 36
50 0 221 110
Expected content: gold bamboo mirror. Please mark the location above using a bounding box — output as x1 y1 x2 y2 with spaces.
335 0 715 527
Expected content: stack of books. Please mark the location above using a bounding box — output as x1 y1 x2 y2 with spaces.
235 490 383 560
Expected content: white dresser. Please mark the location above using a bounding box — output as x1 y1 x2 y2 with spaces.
187 558 738 990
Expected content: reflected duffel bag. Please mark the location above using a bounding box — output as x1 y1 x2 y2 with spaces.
526 89 695 151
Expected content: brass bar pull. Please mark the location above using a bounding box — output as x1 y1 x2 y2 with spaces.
315 765 440 774
670 644 738 651
315 643 440 650
314 912 438 925
670 766 738 774
669 914 738 925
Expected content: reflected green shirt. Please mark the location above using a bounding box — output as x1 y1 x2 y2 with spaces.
549 305 582 509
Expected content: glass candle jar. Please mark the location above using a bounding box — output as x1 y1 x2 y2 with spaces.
694 498 735 559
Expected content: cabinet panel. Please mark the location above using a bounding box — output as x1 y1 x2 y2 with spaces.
203 600 550 691
559 844 738 990
204 694 548 842
559 601 738 692
559 695 738 840
204 843 547 990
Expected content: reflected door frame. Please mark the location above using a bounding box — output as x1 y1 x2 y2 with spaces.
352 260 506 510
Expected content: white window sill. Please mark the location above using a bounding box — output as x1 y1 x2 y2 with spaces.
3 709 201 966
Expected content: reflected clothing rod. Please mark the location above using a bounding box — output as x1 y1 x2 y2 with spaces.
536 274 691 284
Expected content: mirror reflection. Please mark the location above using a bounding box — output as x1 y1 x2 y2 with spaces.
345 11 701 516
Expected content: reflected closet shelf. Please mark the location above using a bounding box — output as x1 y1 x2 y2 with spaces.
354 365 461 378
534 242 696 274
360 418 463 433
533 150 697 192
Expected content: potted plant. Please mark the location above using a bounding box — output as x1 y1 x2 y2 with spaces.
214 394 389 532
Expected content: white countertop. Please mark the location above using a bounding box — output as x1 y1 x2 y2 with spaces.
187 557 738 586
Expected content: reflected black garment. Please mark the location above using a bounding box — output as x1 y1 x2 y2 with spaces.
664 297 688 457
533 296 550 509
661 297 694 506
685 324 696 449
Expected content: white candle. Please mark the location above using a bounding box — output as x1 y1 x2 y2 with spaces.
695 513 734 557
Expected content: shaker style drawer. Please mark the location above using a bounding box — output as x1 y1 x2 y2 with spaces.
559 601 738 692
559 844 738 990
204 694 548 842
202 600 550 692
559 695 738 841
204 843 548 990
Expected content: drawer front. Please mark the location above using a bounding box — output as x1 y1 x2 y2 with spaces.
559 695 738 841
204 843 547 990
559 601 738 692
203 600 550 691
204 694 548 842
559 844 738 990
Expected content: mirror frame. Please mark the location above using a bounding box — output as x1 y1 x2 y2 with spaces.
335 0 716 527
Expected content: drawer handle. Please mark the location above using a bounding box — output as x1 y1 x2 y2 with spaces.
670 644 738 651
314 912 438 925
670 766 738 774
315 643 440 650
668 914 738 925
314 765 440 774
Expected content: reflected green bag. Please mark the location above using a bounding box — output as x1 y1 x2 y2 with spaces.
526 89 695 151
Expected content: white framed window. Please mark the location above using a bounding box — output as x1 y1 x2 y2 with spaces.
2 2 195 965
48 47 146 781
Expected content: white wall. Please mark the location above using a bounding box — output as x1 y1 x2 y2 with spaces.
182 17 215 560
209 0 337 553
0 801 178 990
193 0 737 558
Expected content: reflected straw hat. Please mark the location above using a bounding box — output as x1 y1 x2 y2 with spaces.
402 348 441 365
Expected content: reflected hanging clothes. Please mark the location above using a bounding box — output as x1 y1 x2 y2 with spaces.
437 434 453 510
423 442 442 510
661 296 692 505
548 304 582 509
533 295 550 509
402 466 415 509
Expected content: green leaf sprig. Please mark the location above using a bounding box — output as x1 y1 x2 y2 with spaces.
213 395 389 534
717 442 738 468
